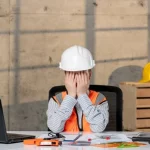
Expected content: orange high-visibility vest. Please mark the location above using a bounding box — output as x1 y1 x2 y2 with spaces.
53 90 106 132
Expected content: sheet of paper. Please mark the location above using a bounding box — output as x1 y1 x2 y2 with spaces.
124 132 141 138
101 131 141 138
76 133 96 141
77 133 132 144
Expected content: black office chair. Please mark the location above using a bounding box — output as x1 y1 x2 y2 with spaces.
48 85 123 131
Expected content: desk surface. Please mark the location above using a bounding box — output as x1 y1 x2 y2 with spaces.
1 131 150 150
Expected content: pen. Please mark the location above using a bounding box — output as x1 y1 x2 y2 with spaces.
63 133 82 143
63 140 74 142
73 133 82 142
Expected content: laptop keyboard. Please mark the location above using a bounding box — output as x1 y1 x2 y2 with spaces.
7 133 26 139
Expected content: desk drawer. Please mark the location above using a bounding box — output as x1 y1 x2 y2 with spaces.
136 119 150 128
137 99 150 108
137 88 150 97
136 109 150 118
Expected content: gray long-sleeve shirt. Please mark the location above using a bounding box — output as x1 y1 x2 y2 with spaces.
46 93 109 133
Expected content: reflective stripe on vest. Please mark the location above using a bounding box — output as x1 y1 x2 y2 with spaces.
53 90 106 132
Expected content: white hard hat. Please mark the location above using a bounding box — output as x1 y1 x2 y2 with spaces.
59 45 95 71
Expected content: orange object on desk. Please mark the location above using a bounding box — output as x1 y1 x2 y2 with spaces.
24 139 37 145
23 139 60 146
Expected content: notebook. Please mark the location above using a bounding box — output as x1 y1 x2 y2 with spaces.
0 99 35 144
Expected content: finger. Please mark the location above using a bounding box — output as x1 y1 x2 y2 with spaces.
74 74 77 84
81 71 84 82
82 71 86 83
86 72 90 87
69 72 72 80
75 75 77 87
70 72 73 82
73 74 75 82
72 73 76 83
72 73 75 82
78 72 81 81
87 71 90 80
85 71 89 83
65 72 69 80
76 73 80 84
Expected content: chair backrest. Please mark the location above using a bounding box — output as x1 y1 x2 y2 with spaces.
48 85 123 131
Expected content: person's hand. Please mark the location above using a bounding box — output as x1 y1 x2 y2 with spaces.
65 72 77 98
76 71 90 97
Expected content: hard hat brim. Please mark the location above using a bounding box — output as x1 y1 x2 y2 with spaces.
59 66 95 71
139 79 150 83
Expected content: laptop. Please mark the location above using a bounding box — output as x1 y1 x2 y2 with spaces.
0 99 35 144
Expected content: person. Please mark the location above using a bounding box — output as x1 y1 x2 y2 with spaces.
46 45 109 133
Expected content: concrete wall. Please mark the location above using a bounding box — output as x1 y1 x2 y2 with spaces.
0 0 149 130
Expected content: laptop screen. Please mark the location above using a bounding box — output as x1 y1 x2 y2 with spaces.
0 99 8 142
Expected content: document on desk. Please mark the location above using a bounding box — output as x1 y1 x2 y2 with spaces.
123 132 141 138
76 133 132 144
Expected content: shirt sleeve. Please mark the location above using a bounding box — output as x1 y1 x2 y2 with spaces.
77 94 109 133
46 95 77 133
